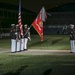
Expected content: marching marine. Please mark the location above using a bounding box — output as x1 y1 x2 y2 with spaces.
23 24 31 50
20 25 24 51
15 25 21 52
10 24 16 53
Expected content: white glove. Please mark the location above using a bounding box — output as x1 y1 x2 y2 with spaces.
28 37 31 41
28 28 30 30
15 32 17 35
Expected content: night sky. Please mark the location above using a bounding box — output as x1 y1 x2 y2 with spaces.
0 0 75 12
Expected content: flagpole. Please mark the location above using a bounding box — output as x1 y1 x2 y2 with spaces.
41 22 44 41
18 0 23 36
46 12 51 16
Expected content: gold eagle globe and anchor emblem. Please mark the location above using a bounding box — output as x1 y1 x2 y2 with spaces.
39 21 43 27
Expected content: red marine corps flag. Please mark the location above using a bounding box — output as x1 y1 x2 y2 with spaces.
18 0 23 35
32 7 47 41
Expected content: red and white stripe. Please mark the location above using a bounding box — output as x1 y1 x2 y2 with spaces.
18 12 23 35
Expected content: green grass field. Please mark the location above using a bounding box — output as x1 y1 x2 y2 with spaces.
0 53 75 75
28 35 70 50
0 35 70 50
0 35 74 75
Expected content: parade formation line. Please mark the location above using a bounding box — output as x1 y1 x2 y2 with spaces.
0 48 75 55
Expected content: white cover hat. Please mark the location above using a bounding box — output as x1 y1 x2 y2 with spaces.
70 24 74 27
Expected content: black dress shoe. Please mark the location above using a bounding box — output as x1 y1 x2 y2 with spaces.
17 51 21 52
21 49 24 51
11 52 16 53
24 49 28 51
24 49 25 51
70 52 73 53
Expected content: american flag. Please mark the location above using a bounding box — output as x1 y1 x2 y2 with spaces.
18 0 23 35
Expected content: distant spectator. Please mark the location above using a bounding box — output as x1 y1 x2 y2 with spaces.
69 24 75 53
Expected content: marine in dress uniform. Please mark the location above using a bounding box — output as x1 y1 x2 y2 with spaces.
23 24 31 50
15 25 20 52
20 25 24 51
10 24 16 53
70 24 75 53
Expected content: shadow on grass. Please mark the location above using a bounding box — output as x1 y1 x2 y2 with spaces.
52 38 62 45
28 39 49 48
2 65 28 75
0 64 2 66
43 69 52 75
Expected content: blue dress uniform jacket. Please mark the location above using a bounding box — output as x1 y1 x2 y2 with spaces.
70 29 75 40
10 30 16 39
24 28 28 38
